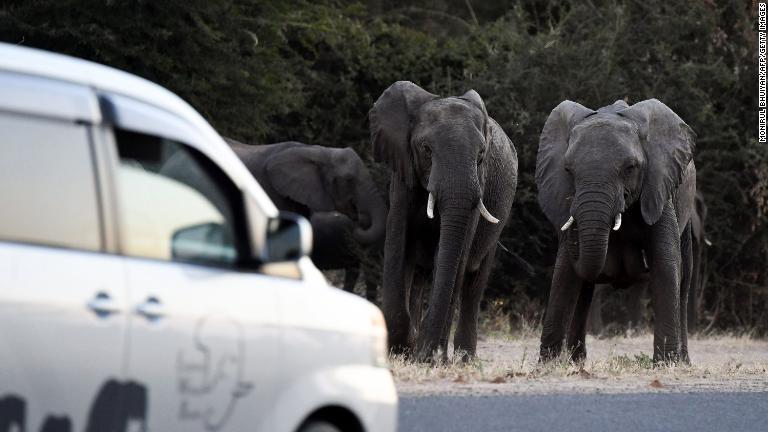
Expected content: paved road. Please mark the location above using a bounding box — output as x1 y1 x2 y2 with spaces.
399 392 768 432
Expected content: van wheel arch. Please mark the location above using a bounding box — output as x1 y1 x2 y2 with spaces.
297 406 364 432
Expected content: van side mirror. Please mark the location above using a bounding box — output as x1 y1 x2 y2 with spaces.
263 212 312 263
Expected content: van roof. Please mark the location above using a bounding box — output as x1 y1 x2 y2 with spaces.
0 42 206 135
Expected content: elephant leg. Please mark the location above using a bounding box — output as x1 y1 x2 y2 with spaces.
454 251 495 361
626 282 646 331
364 277 378 304
342 265 360 294
540 247 584 362
648 202 682 364
381 177 413 353
680 223 693 363
439 246 474 362
688 234 702 332
441 216 483 361
586 284 607 336
406 265 422 338
566 282 594 363
438 287 459 363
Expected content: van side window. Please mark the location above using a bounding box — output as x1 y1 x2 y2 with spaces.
0 113 101 251
114 129 248 267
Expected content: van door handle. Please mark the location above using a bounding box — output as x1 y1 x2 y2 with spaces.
135 297 165 321
87 291 120 318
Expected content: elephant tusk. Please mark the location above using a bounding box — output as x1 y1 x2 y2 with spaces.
478 200 499 224
613 213 622 231
560 216 574 231
427 192 435 219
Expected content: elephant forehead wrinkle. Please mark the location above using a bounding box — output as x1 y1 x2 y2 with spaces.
420 99 482 124
419 126 481 152
571 126 637 155
576 116 637 136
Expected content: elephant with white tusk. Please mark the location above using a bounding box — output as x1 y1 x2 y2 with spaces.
536 99 697 365
369 81 518 362
309 211 382 302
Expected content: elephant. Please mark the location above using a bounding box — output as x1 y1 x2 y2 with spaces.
536 99 696 364
310 212 382 301
369 81 518 362
227 140 388 254
586 191 709 335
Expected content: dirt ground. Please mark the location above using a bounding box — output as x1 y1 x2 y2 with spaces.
392 332 768 396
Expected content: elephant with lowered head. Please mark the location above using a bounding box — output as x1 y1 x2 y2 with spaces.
370 81 518 362
536 99 696 364
227 140 388 249
310 211 382 301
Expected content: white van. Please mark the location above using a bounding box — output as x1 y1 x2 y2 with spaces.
0 43 396 432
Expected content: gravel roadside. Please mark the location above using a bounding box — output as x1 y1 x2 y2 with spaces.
393 334 768 396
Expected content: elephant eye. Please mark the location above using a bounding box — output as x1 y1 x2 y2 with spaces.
423 143 432 156
624 164 637 175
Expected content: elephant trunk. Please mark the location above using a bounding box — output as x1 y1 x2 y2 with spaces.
417 159 482 360
565 188 615 280
352 173 387 246
416 196 473 361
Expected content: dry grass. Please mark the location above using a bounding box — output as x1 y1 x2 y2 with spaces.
392 322 768 396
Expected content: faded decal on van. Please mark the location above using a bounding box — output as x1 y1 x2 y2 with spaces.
177 315 253 431
1 379 147 432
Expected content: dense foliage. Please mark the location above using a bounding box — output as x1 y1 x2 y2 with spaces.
1 0 764 333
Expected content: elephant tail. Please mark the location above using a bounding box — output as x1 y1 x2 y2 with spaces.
497 241 535 276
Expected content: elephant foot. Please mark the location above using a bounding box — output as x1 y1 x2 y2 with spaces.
652 345 681 366
680 348 691 365
414 349 440 364
414 340 446 364
538 344 562 363
453 347 476 364
388 333 414 358
388 340 412 358
453 334 477 364
387 324 416 358
568 343 587 364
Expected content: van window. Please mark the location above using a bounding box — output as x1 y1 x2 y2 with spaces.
0 113 101 251
114 129 247 267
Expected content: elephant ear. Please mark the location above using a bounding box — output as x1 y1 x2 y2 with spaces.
619 99 696 225
369 81 438 187
535 100 595 229
458 89 490 140
266 146 334 212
